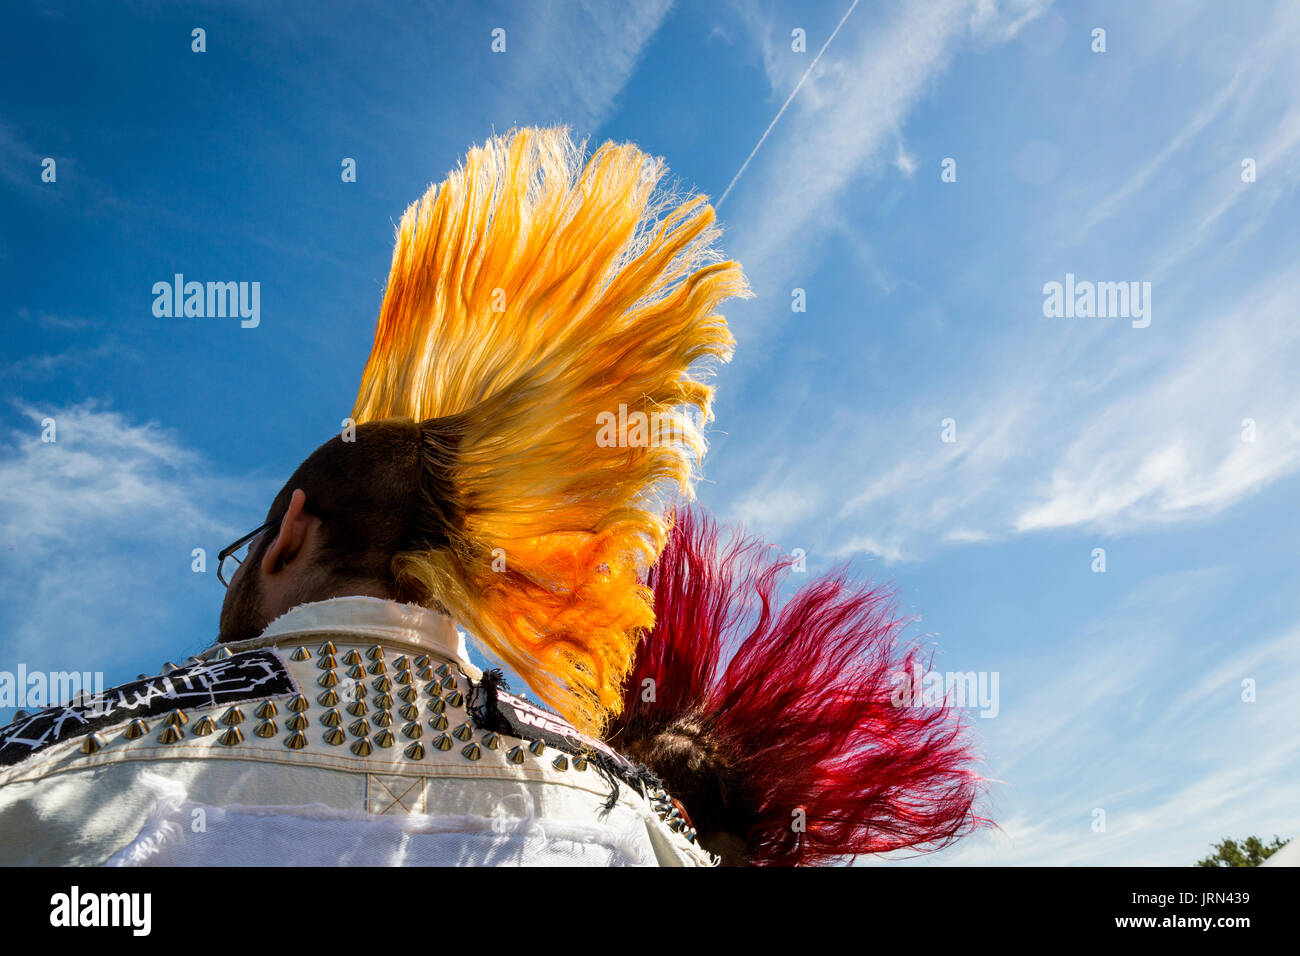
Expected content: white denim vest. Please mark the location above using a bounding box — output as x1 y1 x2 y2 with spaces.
0 597 712 867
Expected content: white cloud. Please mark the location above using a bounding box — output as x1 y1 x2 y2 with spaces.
498 0 675 135
723 0 973 317
708 0 1300 561
0 403 271 674
1013 277 1300 534
891 575 1300 865
718 0 1052 350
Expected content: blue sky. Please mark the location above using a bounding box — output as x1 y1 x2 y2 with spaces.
3 0 1298 865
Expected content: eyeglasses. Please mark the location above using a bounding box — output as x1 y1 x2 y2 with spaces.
217 513 284 587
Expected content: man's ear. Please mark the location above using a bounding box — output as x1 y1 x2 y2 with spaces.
261 488 314 577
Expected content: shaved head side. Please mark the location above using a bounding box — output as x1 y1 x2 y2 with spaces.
217 418 463 642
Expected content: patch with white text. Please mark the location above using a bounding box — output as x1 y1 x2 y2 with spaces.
0 650 296 766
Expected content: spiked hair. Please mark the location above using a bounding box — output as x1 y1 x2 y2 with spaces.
607 508 987 865
348 127 749 734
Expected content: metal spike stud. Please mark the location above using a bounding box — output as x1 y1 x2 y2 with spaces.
368 660 387 676
552 755 569 772
286 713 308 732
414 654 431 670
163 709 188 727
193 716 217 736
220 706 243 726
529 739 546 756
287 694 309 713
372 710 392 727
435 663 452 679
317 689 340 707
429 713 449 731
347 700 369 718
374 730 395 748
349 718 370 738
218 727 243 746
213 646 234 659
444 691 464 708
158 725 183 745
461 743 482 761
366 645 383 661
351 738 373 757
572 755 589 772
342 649 361 665
317 654 337 670
372 676 392 693
399 703 419 721
318 670 339 688
506 746 525 765
254 701 278 719
284 731 307 750
80 733 104 755
323 728 346 746
452 722 473 741
373 693 394 709
398 687 418 704
393 655 410 671
404 742 425 761
483 732 502 750
290 646 311 661
123 718 148 740
318 641 336 656
402 721 423 740
320 708 342 728
346 665 366 680
432 734 453 751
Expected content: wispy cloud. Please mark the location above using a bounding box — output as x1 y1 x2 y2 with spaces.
896 571 1300 865
1014 276 1300 534
709 0 1300 563
719 0 1051 350
0 404 271 689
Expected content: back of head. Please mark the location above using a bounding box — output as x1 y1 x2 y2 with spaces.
258 418 459 603
607 508 988 865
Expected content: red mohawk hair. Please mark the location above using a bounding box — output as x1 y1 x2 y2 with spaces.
608 508 987 865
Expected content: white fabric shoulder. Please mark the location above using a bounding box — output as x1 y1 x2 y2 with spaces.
108 772 662 867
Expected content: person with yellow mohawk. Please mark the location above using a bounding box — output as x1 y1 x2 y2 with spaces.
0 127 749 866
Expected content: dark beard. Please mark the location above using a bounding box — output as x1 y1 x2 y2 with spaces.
218 562 268 643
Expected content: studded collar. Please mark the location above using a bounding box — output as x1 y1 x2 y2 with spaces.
208 596 482 681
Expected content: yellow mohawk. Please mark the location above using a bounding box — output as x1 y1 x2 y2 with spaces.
351 126 750 734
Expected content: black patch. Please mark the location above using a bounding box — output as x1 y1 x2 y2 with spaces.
0 650 296 767
465 669 655 808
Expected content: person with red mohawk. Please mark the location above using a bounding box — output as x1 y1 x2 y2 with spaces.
607 507 989 865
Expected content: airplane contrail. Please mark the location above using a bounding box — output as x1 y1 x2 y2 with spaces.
716 0 861 210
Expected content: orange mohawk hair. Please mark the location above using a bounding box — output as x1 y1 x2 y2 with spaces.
351 126 750 734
